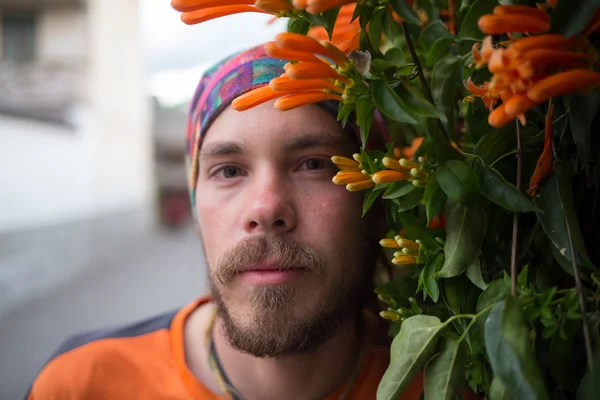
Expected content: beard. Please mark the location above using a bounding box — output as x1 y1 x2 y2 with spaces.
209 234 370 358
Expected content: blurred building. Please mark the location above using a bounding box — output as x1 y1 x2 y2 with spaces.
152 98 191 230
0 0 154 315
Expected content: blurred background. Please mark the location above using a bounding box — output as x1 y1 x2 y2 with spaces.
0 1 285 398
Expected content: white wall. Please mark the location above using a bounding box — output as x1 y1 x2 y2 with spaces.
37 7 87 65
0 0 153 233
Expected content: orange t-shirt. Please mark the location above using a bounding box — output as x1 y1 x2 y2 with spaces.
27 297 423 399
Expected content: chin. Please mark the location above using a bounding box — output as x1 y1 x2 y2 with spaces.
213 282 360 358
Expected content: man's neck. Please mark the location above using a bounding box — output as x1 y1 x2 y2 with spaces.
184 302 364 400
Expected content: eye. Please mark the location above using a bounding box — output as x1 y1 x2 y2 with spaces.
301 158 334 171
214 165 242 179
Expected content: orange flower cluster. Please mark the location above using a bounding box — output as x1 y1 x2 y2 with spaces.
467 5 600 128
232 33 352 111
380 235 422 265
308 4 360 53
331 153 429 192
171 0 293 24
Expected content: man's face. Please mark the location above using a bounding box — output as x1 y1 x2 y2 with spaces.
196 100 369 357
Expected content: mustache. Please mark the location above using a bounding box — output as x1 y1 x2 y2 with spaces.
214 235 326 285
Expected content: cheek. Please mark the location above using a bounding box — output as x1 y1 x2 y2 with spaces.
196 199 229 270
299 184 364 248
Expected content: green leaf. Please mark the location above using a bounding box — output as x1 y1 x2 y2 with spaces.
550 0 600 37
536 168 595 270
473 125 517 165
555 161 594 266
466 258 487 290
431 56 462 133
444 275 473 315
484 298 548 400
377 315 445 400
371 79 419 124
432 125 464 163
476 279 509 314
424 177 447 224
459 0 497 39
389 0 421 25
395 82 448 122
322 7 340 38
569 92 600 162
426 37 457 68
489 377 511 400
384 47 405 65
422 254 442 302
383 181 416 199
517 265 529 288
400 213 440 250
475 161 542 213
363 187 384 217
359 148 377 174
375 280 416 304
419 20 450 50
434 200 486 279
548 321 579 391
577 349 600 400
436 160 480 209
395 187 425 212
287 18 310 35
369 10 385 52
424 334 468 400
356 97 376 146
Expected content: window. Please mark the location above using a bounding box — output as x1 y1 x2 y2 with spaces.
2 13 37 63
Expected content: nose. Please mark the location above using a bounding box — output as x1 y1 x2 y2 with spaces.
241 169 297 234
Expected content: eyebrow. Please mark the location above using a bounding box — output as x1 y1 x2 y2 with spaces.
200 141 244 157
200 131 348 158
282 131 346 152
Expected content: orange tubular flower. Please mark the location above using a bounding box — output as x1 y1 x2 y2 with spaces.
231 86 294 111
382 157 410 172
274 91 343 110
270 75 343 93
181 5 272 24
172 0 254 12
478 14 549 35
276 32 349 66
346 179 376 191
372 170 409 185
172 0 293 25
331 155 360 171
232 33 355 113
305 0 356 14
332 171 368 185
527 70 600 103
527 105 554 196
492 5 550 23
285 61 348 81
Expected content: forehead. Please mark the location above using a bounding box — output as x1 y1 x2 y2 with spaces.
200 101 357 154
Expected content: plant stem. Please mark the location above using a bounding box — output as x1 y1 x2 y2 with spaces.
565 208 595 371
400 23 432 104
399 22 451 142
511 120 523 297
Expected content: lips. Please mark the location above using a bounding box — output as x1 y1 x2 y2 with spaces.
238 258 306 285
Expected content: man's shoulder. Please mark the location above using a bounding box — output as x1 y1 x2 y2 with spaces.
26 308 182 399
53 308 179 357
